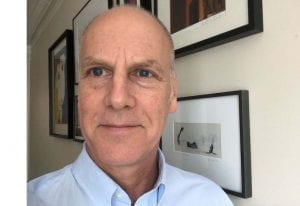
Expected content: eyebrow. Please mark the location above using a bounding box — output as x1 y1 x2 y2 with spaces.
132 60 165 75
81 56 110 69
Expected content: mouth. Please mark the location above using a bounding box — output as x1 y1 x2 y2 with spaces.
98 124 142 133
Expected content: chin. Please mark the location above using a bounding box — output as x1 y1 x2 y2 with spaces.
87 139 158 168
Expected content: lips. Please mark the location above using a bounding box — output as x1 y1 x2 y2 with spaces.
100 124 140 128
98 123 142 134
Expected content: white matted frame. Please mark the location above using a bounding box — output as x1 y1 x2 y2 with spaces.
162 90 251 198
157 0 263 58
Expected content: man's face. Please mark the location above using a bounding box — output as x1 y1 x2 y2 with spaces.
78 10 177 167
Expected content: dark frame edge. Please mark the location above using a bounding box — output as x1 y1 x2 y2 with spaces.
178 90 245 101
48 47 54 137
239 91 252 198
73 137 85 143
153 0 158 16
249 0 263 32
66 30 75 139
72 0 92 27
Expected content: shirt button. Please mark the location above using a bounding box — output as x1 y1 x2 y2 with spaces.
116 193 123 199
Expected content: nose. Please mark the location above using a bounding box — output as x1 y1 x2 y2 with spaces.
105 71 135 110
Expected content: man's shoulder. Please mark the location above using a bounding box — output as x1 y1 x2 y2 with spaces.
28 165 72 192
27 165 75 205
165 163 217 186
164 163 233 206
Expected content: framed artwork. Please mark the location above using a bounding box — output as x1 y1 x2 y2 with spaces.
162 90 252 198
157 0 263 58
48 30 74 138
108 0 157 15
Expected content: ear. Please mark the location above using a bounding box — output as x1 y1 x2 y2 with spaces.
168 73 177 113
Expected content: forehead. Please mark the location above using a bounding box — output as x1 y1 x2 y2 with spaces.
80 8 171 66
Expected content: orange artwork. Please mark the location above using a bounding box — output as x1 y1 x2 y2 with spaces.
171 0 225 33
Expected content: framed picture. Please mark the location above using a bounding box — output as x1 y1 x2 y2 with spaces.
157 0 263 58
48 30 74 138
162 90 251 198
73 85 84 142
108 0 157 15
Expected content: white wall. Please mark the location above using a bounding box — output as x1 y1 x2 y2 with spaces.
174 1 300 205
28 0 300 205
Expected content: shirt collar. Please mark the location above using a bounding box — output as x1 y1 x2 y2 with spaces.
155 149 167 203
71 144 118 204
71 143 167 204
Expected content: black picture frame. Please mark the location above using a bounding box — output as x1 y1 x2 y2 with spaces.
157 0 263 58
162 90 251 198
48 30 74 139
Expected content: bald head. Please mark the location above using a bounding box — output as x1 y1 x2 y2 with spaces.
80 6 174 70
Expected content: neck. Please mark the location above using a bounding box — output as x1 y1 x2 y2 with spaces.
111 157 158 203
88 147 159 204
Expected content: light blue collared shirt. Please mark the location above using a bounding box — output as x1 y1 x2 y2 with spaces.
28 145 233 206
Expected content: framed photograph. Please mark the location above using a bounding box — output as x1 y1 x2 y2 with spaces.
162 90 251 198
108 0 157 15
48 30 74 138
157 0 263 58
73 85 84 142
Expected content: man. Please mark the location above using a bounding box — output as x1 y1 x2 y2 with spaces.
28 6 233 206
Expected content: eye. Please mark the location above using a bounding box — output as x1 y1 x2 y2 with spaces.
90 67 106 77
136 69 153 78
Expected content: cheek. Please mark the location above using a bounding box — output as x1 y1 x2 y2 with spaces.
78 86 102 127
78 88 93 115
141 89 171 130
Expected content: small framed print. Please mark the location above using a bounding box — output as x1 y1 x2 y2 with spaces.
48 30 74 138
157 0 263 58
162 90 252 198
